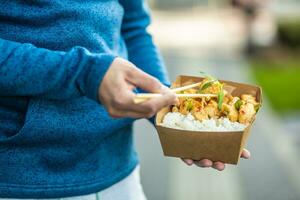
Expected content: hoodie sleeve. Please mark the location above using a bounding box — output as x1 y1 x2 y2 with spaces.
120 0 170 87
0 38 116 102
120 0 171 125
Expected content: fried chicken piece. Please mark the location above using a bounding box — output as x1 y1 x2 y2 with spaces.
193 110 209 121
199 78 222 94
190 99 203 112
178 98 199 115
222 103 239 122
204 100 220 119
179 100 190 115
223 94 233 104
201 84 221 94
239 103 256 125
230 96 240 105
241 94 258 105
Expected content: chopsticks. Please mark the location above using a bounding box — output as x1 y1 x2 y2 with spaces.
134 93 217 104
171 82 202 93
133 82 217 104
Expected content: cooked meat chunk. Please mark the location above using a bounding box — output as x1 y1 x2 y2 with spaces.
239 103 256 125
241 94 258 105
204 100 220 119
222 103 239 122
193 110 209 121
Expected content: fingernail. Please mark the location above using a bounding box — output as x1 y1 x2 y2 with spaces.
186 159 193 165
242 149 251 159
214 162 225 171
246 150 251 158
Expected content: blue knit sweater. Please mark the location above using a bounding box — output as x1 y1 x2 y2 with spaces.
0 0 169 198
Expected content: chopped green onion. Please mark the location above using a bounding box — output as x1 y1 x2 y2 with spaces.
217 84 224 111
254 104 260 112
234 100 243 110
187 99 194 111
199 79 217 92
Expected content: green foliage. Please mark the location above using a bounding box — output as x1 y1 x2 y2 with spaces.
251 58 300 113
278 19 300 48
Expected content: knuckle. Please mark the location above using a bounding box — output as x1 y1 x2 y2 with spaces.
150 78 161 88
111 114 121 119
146 112 155 118
124 63 137 76
107 107 118 117
112 98 125 108
147 104 157 113
107 109 114 116
149 76 159 83
166 94 176 103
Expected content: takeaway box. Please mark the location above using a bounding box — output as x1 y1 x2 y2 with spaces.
155 75 262 164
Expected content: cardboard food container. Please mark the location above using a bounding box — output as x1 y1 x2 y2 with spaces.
155 75 262 165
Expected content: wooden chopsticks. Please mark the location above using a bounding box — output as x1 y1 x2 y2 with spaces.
171 82 202 93
133 82 217 104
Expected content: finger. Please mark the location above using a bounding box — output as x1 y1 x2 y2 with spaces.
109 110 147 119
127 67 164 93
138 92 177 116
108 90 176 118
194 159 213 168
107 69 176 117
212 162 226 171
160 85 180 104
181 158 194 166
108 105 152 119
160 85 173 93
118 90 177 118
108 91 160 116
107 88 150 113
241 148 251 159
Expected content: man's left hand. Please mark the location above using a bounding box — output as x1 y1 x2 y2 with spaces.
181 148 251 171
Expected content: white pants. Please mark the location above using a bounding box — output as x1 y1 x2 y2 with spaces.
1 165 147 200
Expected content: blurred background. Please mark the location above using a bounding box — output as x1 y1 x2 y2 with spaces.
134 0 300 200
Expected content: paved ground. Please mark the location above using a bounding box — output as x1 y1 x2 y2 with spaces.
283 114 300 138
134 8 300 200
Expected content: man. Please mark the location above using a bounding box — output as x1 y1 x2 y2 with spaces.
0 0 250 199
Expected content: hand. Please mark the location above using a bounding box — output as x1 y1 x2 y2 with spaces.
181 149 251 171
99 57 177 118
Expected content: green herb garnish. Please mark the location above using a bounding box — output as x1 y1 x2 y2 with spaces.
198 71 218 93
217 84 224 111
254 104 261 112
187 99 194 111
234 99 243 110
200 79 217 91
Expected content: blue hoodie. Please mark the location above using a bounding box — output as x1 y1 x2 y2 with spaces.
0 0 169 198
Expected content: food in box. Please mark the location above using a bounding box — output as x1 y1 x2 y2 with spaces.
155 75 262 164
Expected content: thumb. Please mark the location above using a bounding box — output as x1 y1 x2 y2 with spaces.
241 149 251 159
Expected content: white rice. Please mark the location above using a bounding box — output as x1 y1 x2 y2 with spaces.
162 112 246 132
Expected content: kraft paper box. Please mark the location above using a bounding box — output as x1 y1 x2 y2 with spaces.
155 75 262 165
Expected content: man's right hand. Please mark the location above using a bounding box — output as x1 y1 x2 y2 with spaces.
99 57 177 119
